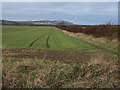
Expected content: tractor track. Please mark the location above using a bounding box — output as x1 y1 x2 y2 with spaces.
28 30 54 59
46 31 54 49
43 31 54 60
29 32 49 47
29 31 54 48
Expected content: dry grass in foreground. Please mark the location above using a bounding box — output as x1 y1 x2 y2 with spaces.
2 53 119 88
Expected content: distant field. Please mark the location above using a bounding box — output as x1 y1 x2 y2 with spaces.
2 26 95 50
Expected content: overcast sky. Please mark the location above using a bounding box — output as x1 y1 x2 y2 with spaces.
2 2 118 25
1 0 119 2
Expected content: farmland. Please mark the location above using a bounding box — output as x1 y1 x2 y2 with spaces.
2 25 119 88
2 26 95 50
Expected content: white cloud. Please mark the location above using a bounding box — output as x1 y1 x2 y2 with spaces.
2 2 118 24
44 3 117 16
2 2 117 16
1 0 120 2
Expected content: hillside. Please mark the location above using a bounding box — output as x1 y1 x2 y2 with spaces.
1 20 74 25
1 20 19 25
16 20 74 25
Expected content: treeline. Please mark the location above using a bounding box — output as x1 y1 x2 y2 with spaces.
56 25 118 40
2 20 19 25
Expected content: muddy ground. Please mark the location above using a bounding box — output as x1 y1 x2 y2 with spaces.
2 48 117 64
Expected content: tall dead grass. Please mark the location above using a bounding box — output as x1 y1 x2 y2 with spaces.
2 53 119 88
62 30 118 54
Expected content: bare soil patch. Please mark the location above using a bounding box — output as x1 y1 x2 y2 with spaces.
2 49 117 64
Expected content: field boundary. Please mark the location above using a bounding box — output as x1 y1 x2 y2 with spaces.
57 28 118 56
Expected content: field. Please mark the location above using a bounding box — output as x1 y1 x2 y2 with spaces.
2 26 95 50
2 26 119 88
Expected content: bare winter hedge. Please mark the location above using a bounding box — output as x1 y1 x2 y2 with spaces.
56 25 118 40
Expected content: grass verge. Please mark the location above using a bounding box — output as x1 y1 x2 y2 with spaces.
62 30 118 56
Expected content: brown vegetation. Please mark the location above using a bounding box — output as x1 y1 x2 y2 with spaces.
56 25 118 40
2 49 119 88
61 30 118 55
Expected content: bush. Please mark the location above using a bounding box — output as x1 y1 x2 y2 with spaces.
56 25 118 40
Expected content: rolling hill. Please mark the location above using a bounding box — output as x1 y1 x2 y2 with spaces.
1 19 74 25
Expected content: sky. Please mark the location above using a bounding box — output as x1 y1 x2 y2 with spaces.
1 0 119 2
2 2 118 25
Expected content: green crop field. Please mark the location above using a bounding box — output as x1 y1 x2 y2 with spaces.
2 26 95 50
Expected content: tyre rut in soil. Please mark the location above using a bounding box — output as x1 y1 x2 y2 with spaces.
46 31 54 49
43 31 54 60
29 32 49 47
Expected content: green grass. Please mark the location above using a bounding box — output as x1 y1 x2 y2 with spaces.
49 28 95 50
2 26 119 88
2 26 52 48
2 26 95 50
